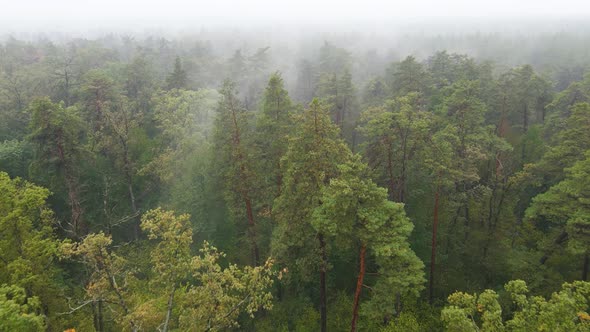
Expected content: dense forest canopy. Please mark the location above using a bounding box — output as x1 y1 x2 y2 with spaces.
2 3 590 330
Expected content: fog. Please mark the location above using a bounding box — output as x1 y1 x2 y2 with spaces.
2 0 589 31
2 0 590 101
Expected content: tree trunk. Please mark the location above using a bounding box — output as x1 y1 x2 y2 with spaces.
429 181 441 304
319 233 327 332
126 176 139 239
103 264 136 331
93 300 104 332
162 285 176 332
351 244 366 332
230 99 259 266
121 140 140 240
65 172 84 236
56 131 85 237
97 299 104 332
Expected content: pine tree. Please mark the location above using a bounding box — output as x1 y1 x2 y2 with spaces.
359 92 432 202
212 80 260 266
272 98 351 332
387 56 431 99
255 72 295 202
527 150 590 280
312 158 424 329
166 56 188 90
28 97 86 236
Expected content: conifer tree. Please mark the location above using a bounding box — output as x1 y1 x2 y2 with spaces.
212 80 260 265
166 56 188 90
273 98 351 332
359 92 432 202
255 72 295 201
312 158 424 330
387 56 431 99
28 98 86 236
527 150 590 280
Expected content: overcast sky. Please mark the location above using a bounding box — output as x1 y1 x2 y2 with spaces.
1 0 589 31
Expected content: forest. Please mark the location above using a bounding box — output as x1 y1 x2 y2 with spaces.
2 18 590 332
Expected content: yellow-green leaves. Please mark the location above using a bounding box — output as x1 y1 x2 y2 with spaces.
0 284 45 332
0 172 62 327
140 208 192 298
180 242 275 331
442 280 590 332
65 208 276 331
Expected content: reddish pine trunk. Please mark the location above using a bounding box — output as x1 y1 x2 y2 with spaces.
351 244 366 332
429 181 441 304
319 233 327 332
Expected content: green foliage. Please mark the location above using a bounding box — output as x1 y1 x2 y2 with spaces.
253 297 320 332
28 97 84 182
316 68 359 142
545 74 590 136
0 284 45 332
535 103 590 183
62 232 135 328
255 72 295 201
313 157 425 304
4 33 590 332
166 56 188 90
527 150 590 256
28 97 87 235
0 172 74 330
318 41 351 75
64 208 276 331
178 242 275 331
358 92 432 201
442 280 590 332
211 80 262 264
141 208 192 284
272 98 352 281
0 139 31 178
387 56 432 99
147 88 218 203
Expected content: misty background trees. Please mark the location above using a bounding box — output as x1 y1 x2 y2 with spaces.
2 21 590 331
